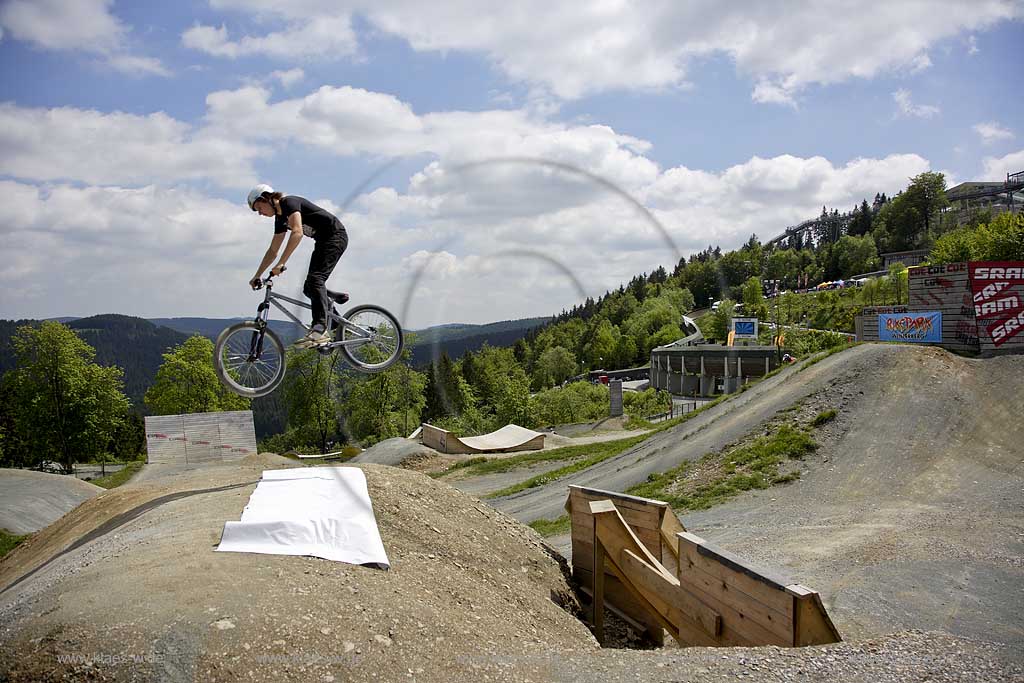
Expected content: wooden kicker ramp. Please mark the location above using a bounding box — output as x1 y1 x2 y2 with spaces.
566 485 841 648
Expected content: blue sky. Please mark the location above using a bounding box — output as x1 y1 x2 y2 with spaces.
0 1 1021 327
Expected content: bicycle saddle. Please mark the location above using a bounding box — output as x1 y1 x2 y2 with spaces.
326 289 349 305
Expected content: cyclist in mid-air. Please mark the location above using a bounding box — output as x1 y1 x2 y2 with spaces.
247 184 349 347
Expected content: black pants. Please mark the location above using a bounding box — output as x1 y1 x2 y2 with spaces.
304 229 348 329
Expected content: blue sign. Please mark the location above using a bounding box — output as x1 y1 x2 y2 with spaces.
878 312 942 343
734 321 756 336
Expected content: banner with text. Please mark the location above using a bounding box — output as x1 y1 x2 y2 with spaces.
879 312 942 343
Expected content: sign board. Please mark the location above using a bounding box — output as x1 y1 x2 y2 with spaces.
731 317 759 339
878 312 942 343
969 262 1024 350
145 411 256 465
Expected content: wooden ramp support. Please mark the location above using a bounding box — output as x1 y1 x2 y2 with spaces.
568 488 841 648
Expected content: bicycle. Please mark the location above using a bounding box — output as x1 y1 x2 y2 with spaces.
213 266 404 397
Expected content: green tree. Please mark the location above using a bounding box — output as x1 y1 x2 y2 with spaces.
6 322 131 472
703 300 736 342
680 259 721 307
344 363 427 444
832 234 880 277
282 349 343 454
972 211 1024 261
533 346 577 388
740 276 768 320
930 212 1024 264
930 228 974 264
144 335 250 415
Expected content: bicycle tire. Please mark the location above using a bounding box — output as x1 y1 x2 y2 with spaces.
214 321 287 397
339 304 404 372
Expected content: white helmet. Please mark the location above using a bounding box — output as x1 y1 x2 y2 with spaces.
247 183 274 210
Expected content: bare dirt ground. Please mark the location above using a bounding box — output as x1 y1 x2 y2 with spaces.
679 347 1024 651
0 457 593 682
1 345 1022 682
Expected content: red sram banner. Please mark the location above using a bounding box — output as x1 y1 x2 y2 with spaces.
970 262 1024 348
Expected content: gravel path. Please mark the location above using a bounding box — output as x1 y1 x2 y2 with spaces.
472 345 883 523
0 469 103 535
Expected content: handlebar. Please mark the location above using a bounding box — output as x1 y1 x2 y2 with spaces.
252 265 286 290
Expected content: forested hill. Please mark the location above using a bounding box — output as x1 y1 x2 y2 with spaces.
0 315 188 409
407 317 551 365
151 317 306 344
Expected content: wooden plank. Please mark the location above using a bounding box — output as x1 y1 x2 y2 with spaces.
571 501 660 533
677 534 794 646
592 502 671 579
572 538 595 574
660 511 686 576
590 500 672 645
678 532 794 615
619 549 722 639
570 485 670 511
593 529 605 643
676 565 794 647
575 564 664 642
788 584 842 646
602 551 679 643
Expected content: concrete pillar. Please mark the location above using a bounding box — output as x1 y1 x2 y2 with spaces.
700 373 713 396
609 379 623 417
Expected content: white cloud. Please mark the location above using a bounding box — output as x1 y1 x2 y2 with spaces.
0 104 262 188
973 121 1015 144
966 34 979 55
0 0 169 76
893 89 940 119
187 1 1022 101
270 68 305 87
200 84 658 198
0 0 124 50
107 54 173 77
0 182 289 319
182 16 357 59
751 77 800 107
982 149 1024 180
0 146 934 325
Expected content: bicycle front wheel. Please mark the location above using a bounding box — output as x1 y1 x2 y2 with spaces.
214 321 287 397
339 304 404 372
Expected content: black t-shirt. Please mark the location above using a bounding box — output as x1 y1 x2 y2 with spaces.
273 195 345 241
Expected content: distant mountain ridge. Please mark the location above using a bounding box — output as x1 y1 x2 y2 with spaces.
1 312 551 434
0 315 189 409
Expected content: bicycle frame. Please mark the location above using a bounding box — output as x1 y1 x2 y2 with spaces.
255 279 375 350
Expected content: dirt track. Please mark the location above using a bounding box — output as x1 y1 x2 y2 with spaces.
681 347 1024 649
455 344 1024 652
464 345 885 521
1 344 1022 682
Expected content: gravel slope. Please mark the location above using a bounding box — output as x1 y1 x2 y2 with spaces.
0 470 103 535
680 348 1024 651
470 345 884 522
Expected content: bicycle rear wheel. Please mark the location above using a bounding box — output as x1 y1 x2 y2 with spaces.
214 321 286 397
339 304 404 372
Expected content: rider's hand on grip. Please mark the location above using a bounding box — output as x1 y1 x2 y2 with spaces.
271 264 287 277
249 277 262 290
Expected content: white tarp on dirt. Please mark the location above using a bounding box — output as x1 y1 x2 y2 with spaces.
216 467 389 568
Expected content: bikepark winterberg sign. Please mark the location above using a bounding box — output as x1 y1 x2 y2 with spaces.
878 312 942 343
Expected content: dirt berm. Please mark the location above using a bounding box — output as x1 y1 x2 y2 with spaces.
0 456 593 682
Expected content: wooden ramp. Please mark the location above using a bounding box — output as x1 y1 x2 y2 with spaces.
421 423 545 454
566 485 841 648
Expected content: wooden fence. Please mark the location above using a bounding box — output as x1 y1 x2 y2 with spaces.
567 485 841 648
